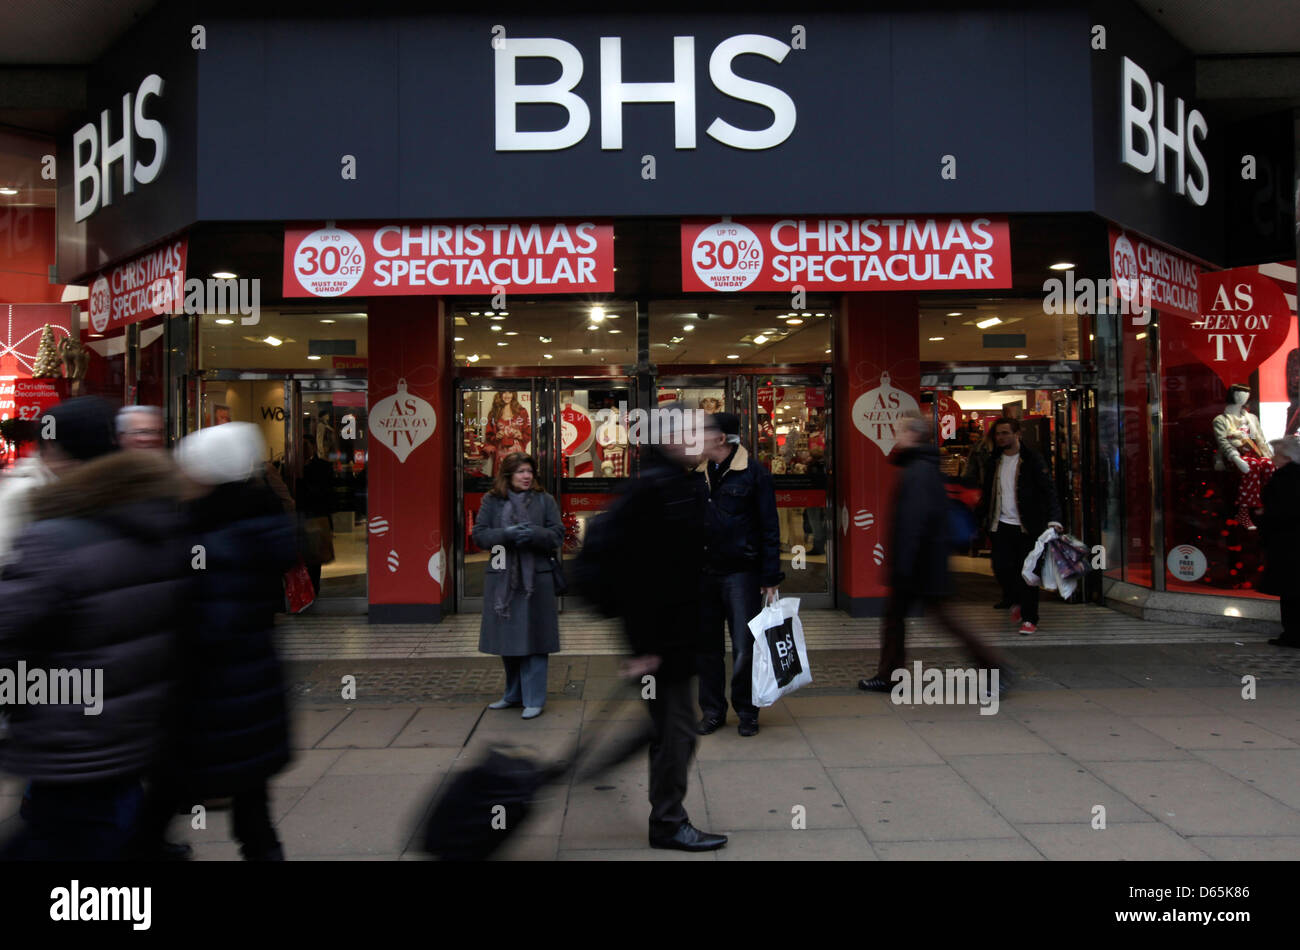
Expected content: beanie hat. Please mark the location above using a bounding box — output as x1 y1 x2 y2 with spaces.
176 422 267 486
706 411 741 444
46 396 119 461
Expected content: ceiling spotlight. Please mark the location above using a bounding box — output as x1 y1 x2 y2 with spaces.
825 348 831 354
587 324 599 331
801 312 811 317
726 354 740 359
491 314 506 321
307 355 322 361
1014 354 1028 359
484 311 495 316
1049 262 1075 271
467 354 480 362
753 335 768 345
591 307 605 322
683 324 695 332
543 354 553 359
497 342 509 346
215 318 234 326
976 317 1002 329
947 312 962 317
263 336 282 346
815 312 826 317
608 328 621 334
454 336 465 342
928 336 945 341
212 271 237 280
505 331 519 336
469 312 480 316
498 311 509 316
539 336 552 343
0 187 18 196
786 318 803 326
490 325 501 332
319 319 336 324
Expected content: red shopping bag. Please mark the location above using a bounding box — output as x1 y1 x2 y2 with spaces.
284 560 316 614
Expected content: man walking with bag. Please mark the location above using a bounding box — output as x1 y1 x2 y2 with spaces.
974 417 1063 635
696 413 784 738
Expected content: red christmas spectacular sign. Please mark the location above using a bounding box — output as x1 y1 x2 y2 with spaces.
283 221 614 297
1164 267 1294 387
87 238 187 334
681 217 1012 292
1108 228 1200 321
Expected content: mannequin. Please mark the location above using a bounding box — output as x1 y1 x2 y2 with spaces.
1213 383 1274 530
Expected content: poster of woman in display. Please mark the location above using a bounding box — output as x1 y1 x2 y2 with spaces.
484 391 531 476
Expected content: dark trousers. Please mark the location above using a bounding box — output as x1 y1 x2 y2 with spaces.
1281 595 1300 643
991 523 1039 624
306 563 322 596
647 673 697 836
1 777 143 861
231 783 280 859
697 571 761 722
875 589 1005 680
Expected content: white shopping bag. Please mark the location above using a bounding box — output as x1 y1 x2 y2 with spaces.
749 595 813 707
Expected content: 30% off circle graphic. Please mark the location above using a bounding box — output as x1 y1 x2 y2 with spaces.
691 221 764 291
293 227 367 297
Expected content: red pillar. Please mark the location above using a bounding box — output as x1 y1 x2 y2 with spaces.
834 293 920 616
366 297 454 622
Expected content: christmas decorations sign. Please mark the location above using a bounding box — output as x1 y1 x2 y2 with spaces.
851 371 920 456
369 379 436 463
1170 269 1294 388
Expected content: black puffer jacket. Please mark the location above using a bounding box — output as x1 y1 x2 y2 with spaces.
888 445 951 598
181 479 298 796
0 451 190 784
697 445 785 588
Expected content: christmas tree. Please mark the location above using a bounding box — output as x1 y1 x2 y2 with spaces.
32 325 61 378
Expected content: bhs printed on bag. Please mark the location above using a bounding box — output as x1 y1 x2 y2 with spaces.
765 619 804 688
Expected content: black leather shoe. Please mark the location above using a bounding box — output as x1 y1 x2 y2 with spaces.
858 676 892 692
649 823 728 852
696 715 725 735
738 719 759 737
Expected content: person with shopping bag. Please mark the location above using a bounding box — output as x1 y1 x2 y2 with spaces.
695 412 784 738
859 413 1012 695
472 452 564 720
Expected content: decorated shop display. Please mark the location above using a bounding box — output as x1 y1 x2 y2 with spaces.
32 325 61 379
1211 383 1274 530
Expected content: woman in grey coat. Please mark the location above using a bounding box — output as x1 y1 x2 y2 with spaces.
472 452 564 719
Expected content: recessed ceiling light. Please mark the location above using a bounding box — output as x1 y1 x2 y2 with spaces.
484 311 495 316
0 187 18 196
1014 354 1028 359
215 318 234 325
929 336 945 341
947 312 962 317
319 318 336 324
591 307 605 322
786 318 803 326
490 315 506 321
490 325 501 332
498 311 509 316
608 328 621 334
801 312 811 317
726 354 740 359
212 271 237 280
467 354 480 362
263 336 282 346
539 336 552 343
976 317 1002 329
587 324 599 331
469 312 480 316
683 324 695 331
454 336 464 342
1049 262 1075 270
825 348 831 354
753 335 768 345
505 331 519 336
497 342 509 346
815 313 826 317
1135 332 1147 341
307 355 322 360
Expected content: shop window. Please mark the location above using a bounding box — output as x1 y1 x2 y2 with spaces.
199 309 367 371
452 300 637 367
650 298 833 365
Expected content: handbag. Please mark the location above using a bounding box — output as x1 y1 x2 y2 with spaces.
548 550 569 595
301 515 335 565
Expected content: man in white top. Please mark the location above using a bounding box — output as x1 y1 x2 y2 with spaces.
975 417 1064 635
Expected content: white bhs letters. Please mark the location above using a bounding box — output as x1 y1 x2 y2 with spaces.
73 74 168 222
1120 56 1209 207
495 35 796 151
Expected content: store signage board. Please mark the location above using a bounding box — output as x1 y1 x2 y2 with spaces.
681 217 1012 292
283 221 614 297
1108 227 1200 321
87 238 187 334
1166 267 1295 388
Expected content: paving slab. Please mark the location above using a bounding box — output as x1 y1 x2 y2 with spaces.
783 694 897 718
270 749 344 788
1073 688 1225 717
800 716 944 767
274 774 437 855
698 759 857 831
1232 709 1300 743
559 766 708 850
1130 714 1298 751
324 747 461 777
696 725 816 761
945 753 1152 824
907 719 1057 757
714 828 877 860
314 707 419 749
178 786 312 846
558 847 718 860
1189 749 1300 811
1010 711 1193 762
829 765 1020 841
291 708 352 749
1085 759 1300 836
872 837 1044 860
389 705 485 747
1014 822 1212 860
491 834 561 862
1185 835 1300 860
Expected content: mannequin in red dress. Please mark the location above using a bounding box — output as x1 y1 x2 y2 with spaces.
484 391 532 477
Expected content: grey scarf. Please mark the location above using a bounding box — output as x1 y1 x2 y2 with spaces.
493 489 536 620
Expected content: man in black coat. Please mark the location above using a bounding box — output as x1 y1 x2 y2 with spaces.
695 412 784 737
0 398 190 861
1259 436 1300 648
576 404 726 852
974 416 1063 635
858 414 1009 692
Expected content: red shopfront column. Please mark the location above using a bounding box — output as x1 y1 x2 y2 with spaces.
367 297 453 622
834 293 920 616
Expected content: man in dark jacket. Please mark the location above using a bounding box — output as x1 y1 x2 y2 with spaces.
974 416 1063 635
0 397 190 861
858 414 1009 692
575 404 726 852
695 412 784 737
1259 436 1300 647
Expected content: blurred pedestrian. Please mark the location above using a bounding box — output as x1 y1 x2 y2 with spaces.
0 397 189 861
117 405 165 450
858 413 1011 694
974 416 1063 635
576 404 726 851
297 437 334 596
472 452 564 720
696 412 784 737
1260 436 1300 648
0 421 53 569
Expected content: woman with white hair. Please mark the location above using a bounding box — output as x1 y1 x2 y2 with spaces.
1259 435 1300 648
141 423 299 859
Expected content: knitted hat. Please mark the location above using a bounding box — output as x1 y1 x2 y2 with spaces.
176 422 267 486
46 396 119 461
705 412 741 437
